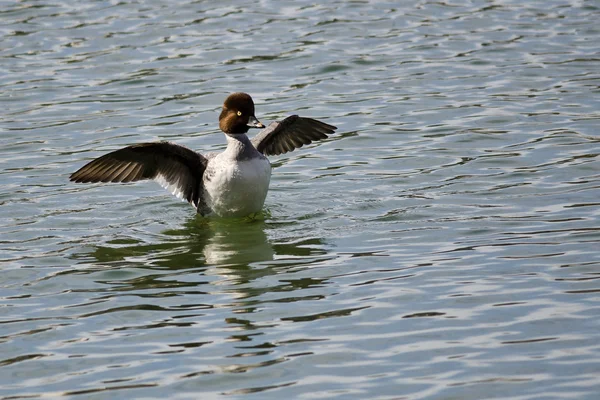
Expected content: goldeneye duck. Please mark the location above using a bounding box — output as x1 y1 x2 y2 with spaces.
70 92 337 217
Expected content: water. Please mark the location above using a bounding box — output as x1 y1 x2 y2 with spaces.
1 0 600 398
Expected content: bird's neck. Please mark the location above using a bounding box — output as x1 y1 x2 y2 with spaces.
224 133 259 161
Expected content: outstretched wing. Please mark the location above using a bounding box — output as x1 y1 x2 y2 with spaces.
70 142 208 208
251 115 336 156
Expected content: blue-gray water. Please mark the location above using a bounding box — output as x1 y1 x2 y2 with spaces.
1 0 600 399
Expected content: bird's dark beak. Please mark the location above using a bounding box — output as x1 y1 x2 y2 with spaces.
247 115 265 129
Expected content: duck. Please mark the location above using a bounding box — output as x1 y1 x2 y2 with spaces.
70 92 336 217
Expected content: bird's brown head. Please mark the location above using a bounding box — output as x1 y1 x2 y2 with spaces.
219 92 265 134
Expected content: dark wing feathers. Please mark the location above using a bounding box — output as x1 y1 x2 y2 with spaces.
70 142 208 207
251 115 336 156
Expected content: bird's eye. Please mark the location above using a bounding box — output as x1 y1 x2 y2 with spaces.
237 111 242 116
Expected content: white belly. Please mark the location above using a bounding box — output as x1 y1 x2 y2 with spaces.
203 156 271 217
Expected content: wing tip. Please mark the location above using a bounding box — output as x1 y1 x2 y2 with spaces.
69 170 87 183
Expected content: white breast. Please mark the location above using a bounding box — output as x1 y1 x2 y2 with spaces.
203 155 271 217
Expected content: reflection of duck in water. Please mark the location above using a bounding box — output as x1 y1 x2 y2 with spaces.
88 218 274 269
70 93 336 217
85 217 328 294
201 219 274 267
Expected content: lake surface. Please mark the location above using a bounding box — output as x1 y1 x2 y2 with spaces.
1 0 600 398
